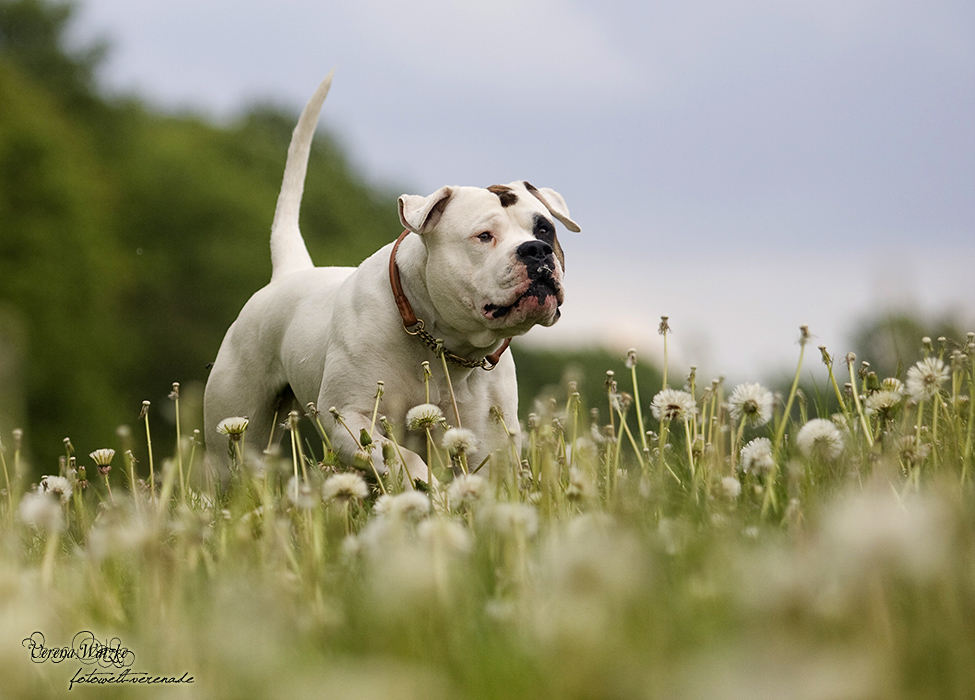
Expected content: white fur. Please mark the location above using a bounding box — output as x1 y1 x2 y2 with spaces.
203 75 579 481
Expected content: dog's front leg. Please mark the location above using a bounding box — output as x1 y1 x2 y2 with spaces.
324 406 433 490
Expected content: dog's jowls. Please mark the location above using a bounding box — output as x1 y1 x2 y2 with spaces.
203 72 580 482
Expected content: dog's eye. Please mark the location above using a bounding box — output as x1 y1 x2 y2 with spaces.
477 232 493 243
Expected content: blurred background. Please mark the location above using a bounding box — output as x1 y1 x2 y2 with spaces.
1 0 972 464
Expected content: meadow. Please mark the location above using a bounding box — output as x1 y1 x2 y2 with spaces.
2 323 974 700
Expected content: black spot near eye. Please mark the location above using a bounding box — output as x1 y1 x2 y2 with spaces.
532 215 556 245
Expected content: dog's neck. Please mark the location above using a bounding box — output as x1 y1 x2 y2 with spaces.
389 230 510 369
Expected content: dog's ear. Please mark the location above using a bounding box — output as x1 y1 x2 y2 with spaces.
522 182 581 233
398 186 454 234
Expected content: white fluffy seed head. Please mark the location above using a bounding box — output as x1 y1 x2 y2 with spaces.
405 404 445 431
216 417 250 437
442 428 478 455
720 476 742 499
322 472 369 502
864 390 903 416
905 357 950 401
88 448 116 467
447 473 489 509
727 383 774 426
375 491 431 521
477 502 538 538
650 389 697 422
796 418 844 460
40 475 73 503
18 491 64 533
739 437 775 476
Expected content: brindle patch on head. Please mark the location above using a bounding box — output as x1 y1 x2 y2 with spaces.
532 215 565 271
487 184 519 208
523 182 565 270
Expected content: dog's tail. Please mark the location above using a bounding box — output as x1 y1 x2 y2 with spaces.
269 71 334 282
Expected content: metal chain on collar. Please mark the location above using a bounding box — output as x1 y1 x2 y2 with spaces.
404 320 499 370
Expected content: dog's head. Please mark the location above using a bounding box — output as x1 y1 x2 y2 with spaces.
398 181 580 345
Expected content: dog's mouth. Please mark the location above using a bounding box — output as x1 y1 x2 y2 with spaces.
483 273 562 321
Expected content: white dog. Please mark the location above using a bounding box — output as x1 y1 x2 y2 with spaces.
203 73 580 481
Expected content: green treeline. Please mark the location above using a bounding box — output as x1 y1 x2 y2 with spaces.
0 0 402 463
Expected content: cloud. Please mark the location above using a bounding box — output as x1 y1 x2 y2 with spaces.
334 0 638 98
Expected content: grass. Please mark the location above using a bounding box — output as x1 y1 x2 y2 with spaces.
2 325 975 699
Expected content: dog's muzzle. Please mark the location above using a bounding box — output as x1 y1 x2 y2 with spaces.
483 241 562 321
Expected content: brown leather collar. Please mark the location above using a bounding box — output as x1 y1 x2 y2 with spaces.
389 229 511 370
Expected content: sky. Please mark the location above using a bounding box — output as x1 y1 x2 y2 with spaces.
70 0 975 382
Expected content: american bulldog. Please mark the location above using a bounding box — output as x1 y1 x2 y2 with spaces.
203 73 580 482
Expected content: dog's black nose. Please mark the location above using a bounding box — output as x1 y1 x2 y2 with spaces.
515 240 553 263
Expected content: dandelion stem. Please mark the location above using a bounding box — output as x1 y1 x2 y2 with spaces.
382 428 415 488
156 459 180 516
760 464 780 518
125 450 140 512
847 358 875 449
141 402 155 499
438 349 463 428
567 392 580 471
659 316 670 390
103 473 115 504
617 412 645 469
820 346 854 431
629 352 649 453
40 529 60 588
1 444 11 519
305 403 333 453
266 406 281 454
289 412 307 482
172 383 185 502
730 419 746 476
773 330 808 452
657 420 682 486
370 382 384 436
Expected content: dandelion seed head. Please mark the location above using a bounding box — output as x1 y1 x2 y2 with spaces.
447 473 489 509
216 417 249 438
796 418 844 460
881 377 904 394
906 357 949 401
18 491 63 533
89 448 115 467
375 491 431 522
40 475 73 503
650 389 697 422
720 476 742 499
565 467 596 502
417 518 472 554
405 403 445 431
322 472 369 502
739 437 775 476
897 435 930 466
442 427 478 455
864 390 903 417
625 348 637 369
477 502 539 538
727 383 774 426
823 491 950 582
